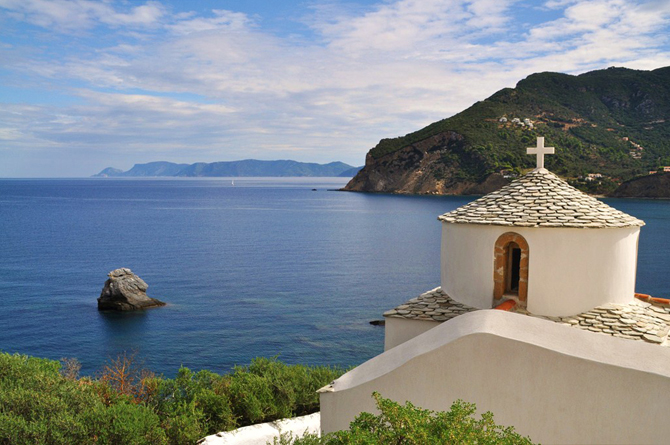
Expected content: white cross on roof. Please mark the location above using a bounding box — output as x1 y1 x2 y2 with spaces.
527 137 554 170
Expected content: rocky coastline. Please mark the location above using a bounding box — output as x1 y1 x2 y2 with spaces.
610 172 670 199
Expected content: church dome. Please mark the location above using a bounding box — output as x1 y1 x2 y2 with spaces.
438 168 644 229
437 137 645 317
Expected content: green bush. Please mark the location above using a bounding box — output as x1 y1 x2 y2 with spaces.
0 353 535 444
0 353 167 444
84 402 168 445
0 352 344 445
227 357 339 426
281 392 535 445
149 367 231 442
155 399 205 444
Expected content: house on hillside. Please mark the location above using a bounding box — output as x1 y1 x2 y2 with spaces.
586 173 603 181
499 169 517 179
319 137 670 444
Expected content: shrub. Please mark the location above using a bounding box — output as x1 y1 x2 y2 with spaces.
227 357 342 426
155 399 205 444
282 392 535 445
145 357 343 439
84 401 168 445
0 352 345 444
148 367 231 441
59 357 81 381
0 353 167 445
98 351 156 404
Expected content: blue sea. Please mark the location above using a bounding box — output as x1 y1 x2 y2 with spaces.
0 178 669 377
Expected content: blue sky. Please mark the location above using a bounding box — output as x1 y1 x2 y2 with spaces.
1 0 670 177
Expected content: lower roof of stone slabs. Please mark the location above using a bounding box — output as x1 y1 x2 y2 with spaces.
384 288 670 346
438 168 644 228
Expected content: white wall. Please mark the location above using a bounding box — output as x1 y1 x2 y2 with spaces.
525 225 639 315
440 223 497 309
440 224 640 316
200 413 320 445
320 310 670 444
384 317 440 350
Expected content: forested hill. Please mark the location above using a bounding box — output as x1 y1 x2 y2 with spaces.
94 160 362 178
345 66 670 195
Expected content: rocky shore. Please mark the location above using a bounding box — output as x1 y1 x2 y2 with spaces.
611 172 670 198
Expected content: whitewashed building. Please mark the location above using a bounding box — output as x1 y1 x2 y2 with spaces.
319 138 670 444
438 167 643 317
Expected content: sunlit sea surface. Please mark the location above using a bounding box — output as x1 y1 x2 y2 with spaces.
0 177 668 377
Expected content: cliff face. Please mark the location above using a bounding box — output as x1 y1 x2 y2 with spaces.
344 66 670 196
611 173 670 198
345 131 509 194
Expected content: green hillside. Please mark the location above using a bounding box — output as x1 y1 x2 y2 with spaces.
364 66 670 193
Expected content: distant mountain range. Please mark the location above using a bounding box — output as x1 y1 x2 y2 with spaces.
345 65 670 196
94 160 363 178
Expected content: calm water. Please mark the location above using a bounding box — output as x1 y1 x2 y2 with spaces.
0 178 668 377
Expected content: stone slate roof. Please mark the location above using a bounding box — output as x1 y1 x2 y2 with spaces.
383 288 477 322
384 288 670 346
438 168 644 228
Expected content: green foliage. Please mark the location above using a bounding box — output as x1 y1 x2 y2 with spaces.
155 399 206 444
227 357 338 425
0 353 167 444
282 393 535 445
365 66 670 190
0 352 344 445
84 401 168 444
149 366 231 442
0 354 534 445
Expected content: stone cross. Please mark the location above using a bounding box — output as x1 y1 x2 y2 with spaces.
527 137 554 170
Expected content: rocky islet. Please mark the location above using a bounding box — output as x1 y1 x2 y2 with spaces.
97 268 166 311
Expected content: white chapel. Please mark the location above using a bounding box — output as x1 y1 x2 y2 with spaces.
319 138 670 444
439 137 644 317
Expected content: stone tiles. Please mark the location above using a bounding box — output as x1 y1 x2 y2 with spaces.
515 300 670 345
438 168 644 228
383 287 478 322
384 288 670 346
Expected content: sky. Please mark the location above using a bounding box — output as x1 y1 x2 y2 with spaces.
1 0 670 177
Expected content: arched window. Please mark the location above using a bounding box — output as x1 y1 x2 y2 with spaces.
493 233 529 306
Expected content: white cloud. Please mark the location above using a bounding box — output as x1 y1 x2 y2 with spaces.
168 9 253 35
543 0 580 9
0 127 22 140
0 0 165 32
103 1 165 27
78 90 236 115
315 0 470 54
1 0 670 176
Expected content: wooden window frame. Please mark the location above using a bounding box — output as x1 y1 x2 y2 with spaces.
493 232 529 305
